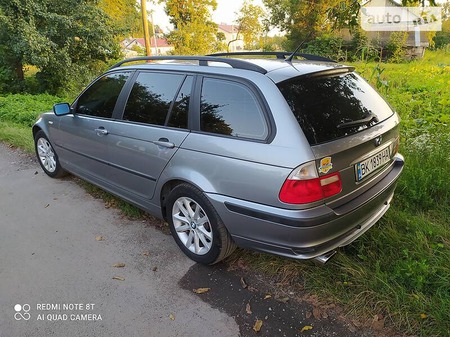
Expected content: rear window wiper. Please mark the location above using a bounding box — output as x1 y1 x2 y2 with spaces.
337 112 379 129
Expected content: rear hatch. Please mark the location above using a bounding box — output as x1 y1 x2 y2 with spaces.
277 69 400 208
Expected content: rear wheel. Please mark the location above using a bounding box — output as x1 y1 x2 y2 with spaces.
166 184 236 265
34 130 66 178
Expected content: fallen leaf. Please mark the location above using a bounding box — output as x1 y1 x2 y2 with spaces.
240 277 248 289
371 314 385 330
95 236 104 241
193 288 210 294
246 303 252 315
276 296 289 303
44 204 50 208
142 251 150 256
152 266 158 272
420 313 427 319
112 276 125 281
247 286 258 292
313 307 321 319
253 319 263 332
112 263 126 268
300 325 313 332
263 294 272 300
169 313 175 321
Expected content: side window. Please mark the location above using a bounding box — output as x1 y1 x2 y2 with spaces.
167 76 193 129
200 78 268 140
76 72 130 118
123 72 185 126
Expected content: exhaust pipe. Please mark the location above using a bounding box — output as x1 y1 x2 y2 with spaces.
313 250 337 265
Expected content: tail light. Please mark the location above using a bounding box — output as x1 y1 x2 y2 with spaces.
279 162 342 204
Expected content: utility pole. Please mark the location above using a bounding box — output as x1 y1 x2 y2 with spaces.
141 0 151 56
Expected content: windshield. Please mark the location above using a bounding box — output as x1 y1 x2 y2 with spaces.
277 73 394 145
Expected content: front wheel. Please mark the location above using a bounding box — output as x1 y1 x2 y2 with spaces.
166 184 236 265
34 130 66 178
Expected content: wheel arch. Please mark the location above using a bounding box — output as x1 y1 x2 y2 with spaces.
159 178 209 222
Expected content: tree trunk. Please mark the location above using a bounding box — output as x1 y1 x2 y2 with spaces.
14 60 25 82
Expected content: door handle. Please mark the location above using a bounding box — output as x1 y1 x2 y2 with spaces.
95 127 108 136
152 138 175 149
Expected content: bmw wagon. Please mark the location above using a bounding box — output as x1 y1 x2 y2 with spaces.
33 53 404 265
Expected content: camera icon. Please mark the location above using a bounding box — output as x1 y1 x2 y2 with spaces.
14 304 31 321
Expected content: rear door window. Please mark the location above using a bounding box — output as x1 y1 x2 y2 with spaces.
200 78 268 140
277 73 394 145
123 72 186 126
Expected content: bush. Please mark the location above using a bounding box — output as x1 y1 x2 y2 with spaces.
303 35 347 61
0 94 62 127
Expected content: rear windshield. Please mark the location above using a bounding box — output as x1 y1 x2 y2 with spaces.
277 73 394 145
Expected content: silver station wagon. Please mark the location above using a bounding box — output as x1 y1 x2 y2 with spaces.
33 53 404 265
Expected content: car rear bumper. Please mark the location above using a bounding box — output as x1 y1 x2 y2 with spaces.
206 154 404 260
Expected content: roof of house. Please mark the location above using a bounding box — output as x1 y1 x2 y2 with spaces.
133 38 171 48
218 24 238 33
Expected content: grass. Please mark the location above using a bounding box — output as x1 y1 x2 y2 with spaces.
0 49 449 336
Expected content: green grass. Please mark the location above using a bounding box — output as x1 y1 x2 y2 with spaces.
0 93 62 152
1 50 449 336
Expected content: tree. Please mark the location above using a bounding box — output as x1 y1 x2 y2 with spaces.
263 0 440 50
98 0 142 37
235 0 265 50
263 0 354 49
163 0 218 55
0 0 120 95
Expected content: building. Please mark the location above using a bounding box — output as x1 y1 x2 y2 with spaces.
120 37 174 57
360 0 432 58
218 24 244 52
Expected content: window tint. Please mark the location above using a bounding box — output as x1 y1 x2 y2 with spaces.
76 72 130 118
167 76 193 129
200 78 268 140
277 73 394 145
124 72 184 125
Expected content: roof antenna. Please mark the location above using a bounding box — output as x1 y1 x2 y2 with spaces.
285 32 313 63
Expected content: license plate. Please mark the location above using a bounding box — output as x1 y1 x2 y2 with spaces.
355 146 391 181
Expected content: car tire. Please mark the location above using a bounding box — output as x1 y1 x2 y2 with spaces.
34 130 66 178
166 183 236 265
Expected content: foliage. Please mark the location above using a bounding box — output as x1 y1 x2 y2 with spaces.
98 0 142 37
0 0 120 96
235 0 265 50
303 35 347 61
386 32 409 63
263 0 358 49
433 9 450 49
0 94 61 127
163 0 219 55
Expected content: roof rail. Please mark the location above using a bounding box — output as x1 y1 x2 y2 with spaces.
109 56 267 74
207 52 336 63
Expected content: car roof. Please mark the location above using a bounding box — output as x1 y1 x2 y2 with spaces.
109 55 354 84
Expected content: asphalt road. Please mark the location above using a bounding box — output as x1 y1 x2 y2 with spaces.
0 143 238 337
0 143 377 337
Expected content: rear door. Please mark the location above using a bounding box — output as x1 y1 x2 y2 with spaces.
277 72 400 206
106 71 193 200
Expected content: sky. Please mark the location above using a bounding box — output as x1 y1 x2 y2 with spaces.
149 0 267 33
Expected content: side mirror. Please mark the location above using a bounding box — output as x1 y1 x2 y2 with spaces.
53 103 71 116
